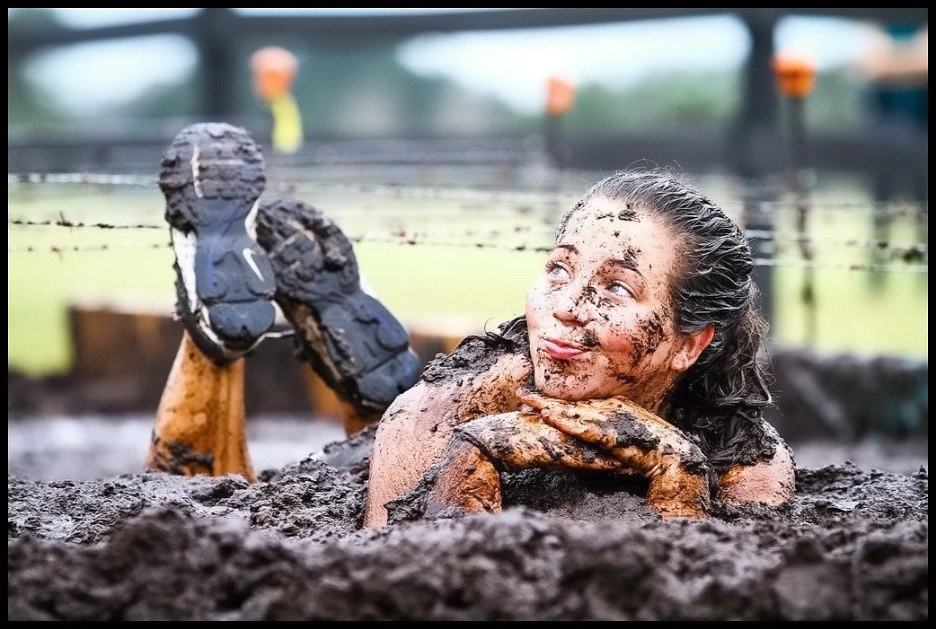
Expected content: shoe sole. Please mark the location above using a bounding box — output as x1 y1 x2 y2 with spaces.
159 123 276 363
256 198 421 411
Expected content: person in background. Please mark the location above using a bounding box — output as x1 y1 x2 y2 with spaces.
251 46 304 154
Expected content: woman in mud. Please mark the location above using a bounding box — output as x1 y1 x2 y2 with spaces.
364 171 795 526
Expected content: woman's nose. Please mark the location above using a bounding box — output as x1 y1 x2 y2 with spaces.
553 285 592 326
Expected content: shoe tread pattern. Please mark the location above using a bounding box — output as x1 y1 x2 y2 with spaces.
256 198 420 410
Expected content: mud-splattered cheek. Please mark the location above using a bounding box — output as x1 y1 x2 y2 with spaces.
524 292 546 389
601 309 669 376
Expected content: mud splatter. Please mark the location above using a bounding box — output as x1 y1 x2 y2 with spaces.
581 330 599 349
628 310 667 369
149 433 214 475
617 203 637 221
609 411 660 450
420 316 530 385
618 245 639 270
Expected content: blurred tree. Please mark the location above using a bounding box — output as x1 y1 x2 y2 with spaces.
805 68 864 133
8 16 868 142
565 71 741 134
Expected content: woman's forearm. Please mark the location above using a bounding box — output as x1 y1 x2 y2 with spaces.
425 411 709 520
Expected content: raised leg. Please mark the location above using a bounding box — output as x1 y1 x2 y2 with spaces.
146 331 255 482
147 123 277 482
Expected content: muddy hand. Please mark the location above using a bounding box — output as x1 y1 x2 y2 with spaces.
423 410 623 520
517 388 704 473
517 388 711 518
518 389 627 450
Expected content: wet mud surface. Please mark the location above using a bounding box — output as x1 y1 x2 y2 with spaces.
8 427 927 620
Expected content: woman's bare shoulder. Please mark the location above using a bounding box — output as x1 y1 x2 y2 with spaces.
381 316 532 426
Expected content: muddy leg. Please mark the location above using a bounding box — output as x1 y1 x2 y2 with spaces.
424 411 621 517
146 331 255 482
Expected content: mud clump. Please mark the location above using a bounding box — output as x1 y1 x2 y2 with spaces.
8 429 928 620
420 316 529 385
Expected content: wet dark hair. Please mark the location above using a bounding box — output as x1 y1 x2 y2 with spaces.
557 170 777 472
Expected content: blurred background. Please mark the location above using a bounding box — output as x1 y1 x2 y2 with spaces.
8 8 927 479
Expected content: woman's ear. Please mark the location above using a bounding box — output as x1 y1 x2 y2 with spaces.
670 324 715 372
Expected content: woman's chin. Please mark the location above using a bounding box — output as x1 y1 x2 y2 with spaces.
533 373 595 401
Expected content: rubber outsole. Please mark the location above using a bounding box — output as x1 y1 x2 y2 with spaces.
256 198 420 411
160 123 276 363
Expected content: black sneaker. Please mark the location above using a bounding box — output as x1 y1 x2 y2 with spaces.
255 198 421 411
159 123 277 363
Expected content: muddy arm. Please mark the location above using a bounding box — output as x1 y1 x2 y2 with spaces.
525 390 795 509
424 405 710 520
364 352 531 528
365 379 460 527
515 391 711 518
423 411 622 519
718 423 795 507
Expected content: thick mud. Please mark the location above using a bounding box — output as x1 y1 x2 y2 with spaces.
8 428 927 620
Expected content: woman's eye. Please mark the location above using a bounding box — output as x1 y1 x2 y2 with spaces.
546 263 570 280
608 282 632 298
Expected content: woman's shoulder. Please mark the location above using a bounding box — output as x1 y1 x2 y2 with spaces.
420 315 531 385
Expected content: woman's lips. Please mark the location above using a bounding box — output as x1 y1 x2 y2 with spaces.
541 338 590 361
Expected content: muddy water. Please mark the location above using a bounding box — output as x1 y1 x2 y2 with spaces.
8 427 927 620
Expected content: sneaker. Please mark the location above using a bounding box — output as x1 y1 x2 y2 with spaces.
160 123 277 363
256 198 421 411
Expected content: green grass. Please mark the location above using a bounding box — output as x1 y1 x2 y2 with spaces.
8 181 928 375
768 183 928 355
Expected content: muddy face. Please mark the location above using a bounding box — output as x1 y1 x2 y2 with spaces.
525 199 693 411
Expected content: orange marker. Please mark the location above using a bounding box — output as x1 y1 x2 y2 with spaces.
774 53 817 345
546 76 576 117
772 54 816 98
251 46 298 100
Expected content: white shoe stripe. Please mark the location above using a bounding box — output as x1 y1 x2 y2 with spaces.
243 248 266 281
191 145 203 199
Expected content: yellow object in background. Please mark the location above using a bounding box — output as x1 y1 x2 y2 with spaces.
268 93 303 154
250 46 303 154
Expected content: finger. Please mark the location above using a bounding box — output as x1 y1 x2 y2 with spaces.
556 404 606 422
538 411 584 437
456 412 621 472
516 389 570 414
515 388 548 409
602 397 669 429
540 410 618 449
538 407 572 423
